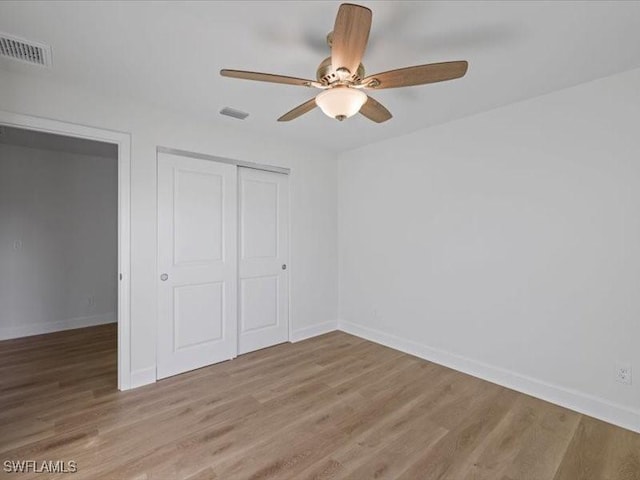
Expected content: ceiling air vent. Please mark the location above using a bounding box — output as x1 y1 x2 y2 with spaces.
220 107 249 120
0 33 52 67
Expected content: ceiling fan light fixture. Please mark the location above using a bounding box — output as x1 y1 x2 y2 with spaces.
221 3 468 123
315 87 367 121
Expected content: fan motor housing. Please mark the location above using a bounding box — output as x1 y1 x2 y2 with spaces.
316 57 365 85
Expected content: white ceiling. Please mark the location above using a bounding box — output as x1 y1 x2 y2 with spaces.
1 1 640 152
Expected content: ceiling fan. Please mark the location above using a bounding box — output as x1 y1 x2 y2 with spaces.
220 3 468 123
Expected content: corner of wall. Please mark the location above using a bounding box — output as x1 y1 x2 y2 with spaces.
291 320 338 343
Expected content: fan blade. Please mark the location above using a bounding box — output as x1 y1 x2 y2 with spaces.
220 69 317 87
360 95 392 123
331 3 372 77
362 61 468 89
278 98 317 122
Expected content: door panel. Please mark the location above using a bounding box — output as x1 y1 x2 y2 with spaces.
174 170 223 264
240 275 279 332
174 282 224 349
157 152 237 379
238 168 289 354
241 179 278 258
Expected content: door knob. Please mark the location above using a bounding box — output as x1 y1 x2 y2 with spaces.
282 264 287 270
160 273 169 281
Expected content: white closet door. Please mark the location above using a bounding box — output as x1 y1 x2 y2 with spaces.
157 152 237 379
238 167 289 354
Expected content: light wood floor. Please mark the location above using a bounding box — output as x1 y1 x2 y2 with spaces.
1 325 639 480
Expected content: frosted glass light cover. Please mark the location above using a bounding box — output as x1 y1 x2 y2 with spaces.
315 87 367 120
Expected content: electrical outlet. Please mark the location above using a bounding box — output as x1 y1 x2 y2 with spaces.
615 362 632 385
87 296 96 308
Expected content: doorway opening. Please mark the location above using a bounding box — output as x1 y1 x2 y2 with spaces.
0 111 130 390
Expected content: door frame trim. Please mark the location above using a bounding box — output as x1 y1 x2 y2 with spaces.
157 146 290 175
0 110 132 390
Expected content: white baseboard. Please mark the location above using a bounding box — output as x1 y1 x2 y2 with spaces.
130 366 156 389
291 320 337 342
338 319 640 434
0 312 117 341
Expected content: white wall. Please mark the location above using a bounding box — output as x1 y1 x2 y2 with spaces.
0 69 338 386
0 143 117 339
338 68 640 432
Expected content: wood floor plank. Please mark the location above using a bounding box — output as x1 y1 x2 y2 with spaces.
500 398 581 480
1 324 639 480
395 386 518 480
553 416 640 480
444 394 559 479
294 384 450 480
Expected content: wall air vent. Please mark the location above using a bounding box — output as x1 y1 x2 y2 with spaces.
220 107 249 120
0 33 52 67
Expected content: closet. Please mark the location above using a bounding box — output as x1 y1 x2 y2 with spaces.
156 150 289 379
